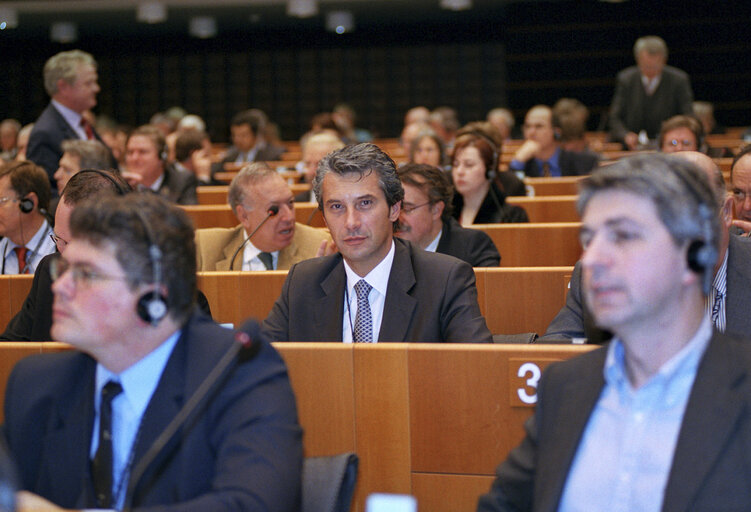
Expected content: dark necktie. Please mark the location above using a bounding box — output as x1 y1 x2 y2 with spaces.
92 381 123 508
541 161 551 177
13 246 28 274
353 279 373 343
257 252 274 270
80 117 95 140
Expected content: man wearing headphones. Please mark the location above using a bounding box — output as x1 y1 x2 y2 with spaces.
479 154 751 511
5 193 302 511
0 161 56 275
658 114 704 153
123 125 198 205
508 105 599 178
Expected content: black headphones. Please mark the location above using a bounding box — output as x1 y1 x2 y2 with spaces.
75 169 132 196
133 209 168 326
18 197 33 214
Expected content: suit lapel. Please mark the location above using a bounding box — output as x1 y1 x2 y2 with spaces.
317 257 347 340
216 226 246 271
725 235 751 334
277 237 298 270
378 241 417 342
50 104 81 140
662 333 748 512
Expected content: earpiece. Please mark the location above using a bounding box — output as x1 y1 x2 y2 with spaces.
133 209 168 326
18 197 33 214
465 130 500 181
686 202 718 296
160 148 168 161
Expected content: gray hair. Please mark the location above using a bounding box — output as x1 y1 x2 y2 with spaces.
633 36 668 60
578 154 719 251
487 108 515 129
43 50 97 96
312 142 404 211
227 162 278 214
60 139 111 170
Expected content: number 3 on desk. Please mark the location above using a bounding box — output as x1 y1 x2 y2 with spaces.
517 362 541 404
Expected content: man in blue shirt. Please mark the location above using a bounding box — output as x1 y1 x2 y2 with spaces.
478 154 751 511
4 193 302 511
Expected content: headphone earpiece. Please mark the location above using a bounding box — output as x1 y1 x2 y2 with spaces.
133 211 168 326
18 197 33 214
685 197 717 296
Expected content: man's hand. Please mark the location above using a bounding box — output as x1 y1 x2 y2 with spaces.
16 491 71 511
732 219 751 236
513 140 541 163
624 132 639 151
316 238 338 258
120 170 144 189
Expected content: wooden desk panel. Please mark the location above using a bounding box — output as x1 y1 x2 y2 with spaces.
0 275 34 334
506 195 579 222
477 223 581 267
523 176 583 196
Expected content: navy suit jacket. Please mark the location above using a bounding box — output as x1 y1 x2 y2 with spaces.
541 234 751 343
156 164 198 205
3 313 302 511
520 149 599 178
436 218 500 267
26 103 115 191
262 238 492 343
478 332 751 512
608 65 694 142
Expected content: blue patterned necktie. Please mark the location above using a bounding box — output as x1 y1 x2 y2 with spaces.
353 279 373 343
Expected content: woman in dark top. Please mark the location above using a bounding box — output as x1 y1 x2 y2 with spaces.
451 132 528 225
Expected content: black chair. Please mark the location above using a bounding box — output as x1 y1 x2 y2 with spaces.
302 452 359 512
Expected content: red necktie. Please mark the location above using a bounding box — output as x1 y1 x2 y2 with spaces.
80 117 95 140
13 246 29 274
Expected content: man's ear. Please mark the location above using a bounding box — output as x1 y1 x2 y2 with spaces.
431 201 445 221
389 201 401 222
721 195 734 228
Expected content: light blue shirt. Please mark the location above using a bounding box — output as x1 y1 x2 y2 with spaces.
558 315 712 512
91 330 181 510
51 99 88 140
424 229 442 253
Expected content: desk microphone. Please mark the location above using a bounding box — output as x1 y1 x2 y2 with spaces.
228 205 279 270
122 319 263 511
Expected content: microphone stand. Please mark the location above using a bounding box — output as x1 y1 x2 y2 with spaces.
228 205 279 270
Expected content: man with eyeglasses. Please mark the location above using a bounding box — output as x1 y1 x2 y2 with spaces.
395 163 500 267
729 145 751 236
0 169 131 341
0 161 56 275
4 193 302 511
658 115 703 154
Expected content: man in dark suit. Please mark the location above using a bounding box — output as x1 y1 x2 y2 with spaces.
214 110 285 171
4 193 302 511
541 151 751 343
608 35 694 149
479 154 751 511
123 125 198 205
395 163 500 267
26 50 115 192
507 105 598 178
262 143 492 343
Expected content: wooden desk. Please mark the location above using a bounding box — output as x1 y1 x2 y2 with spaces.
477 222 581 267
0 342 595 512
506 195 579 222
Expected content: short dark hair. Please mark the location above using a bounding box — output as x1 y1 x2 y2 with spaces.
70 193 196 324
408 128 447 166
127 125 167 160
0 161 51 211
231 109 265 136
175 130 206 163
313 142 404 211
398 163 454 221
452 133 498 176
61 169 131 206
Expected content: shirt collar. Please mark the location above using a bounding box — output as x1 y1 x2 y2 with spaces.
712 249 728 296
94 329 181 415
51 99 83 129
343 239 395 298
425 229 442 253
604 314 712 398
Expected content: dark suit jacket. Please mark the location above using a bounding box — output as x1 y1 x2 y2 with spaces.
157 164 198 205
540 234 751 343
478 331 751 512
452 182 529 224
3 313 302 511
520 149 599 178
0 254 54 341
210 144 286 178
436 217 500 267
26 103 116 191
608 65 694 143
262 238 492 343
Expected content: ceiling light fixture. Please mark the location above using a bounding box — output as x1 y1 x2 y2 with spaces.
287 0 318 18
325 10 354 34
0 7 18 30
50 22 78 43
137 2 167 24
440 0 472 10
189 16 217 39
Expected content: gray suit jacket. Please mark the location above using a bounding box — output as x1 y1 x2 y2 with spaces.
541 234 751 343
195 223 330 271
262 238 492 343
478 331 751 512
157 164 198 205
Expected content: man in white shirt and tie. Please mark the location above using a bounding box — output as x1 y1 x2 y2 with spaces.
26 50 115 194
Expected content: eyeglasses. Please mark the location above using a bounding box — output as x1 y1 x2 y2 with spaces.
0 196 18 207
49 233 68 248
49 256 129 290
667 139 695 147
402 202 432 215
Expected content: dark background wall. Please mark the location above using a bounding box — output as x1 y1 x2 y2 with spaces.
1 1 749 142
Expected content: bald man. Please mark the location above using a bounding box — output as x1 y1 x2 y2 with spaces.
541 151 751 343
